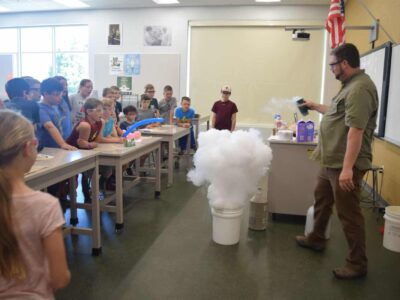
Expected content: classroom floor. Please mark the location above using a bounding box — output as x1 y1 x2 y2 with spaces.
58 158 400 300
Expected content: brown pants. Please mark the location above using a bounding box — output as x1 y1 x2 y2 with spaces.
308 167 367 271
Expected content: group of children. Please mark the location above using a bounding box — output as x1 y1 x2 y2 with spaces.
2 77 198 195
0 76 238 299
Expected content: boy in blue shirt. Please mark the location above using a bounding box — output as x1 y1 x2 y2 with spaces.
175 96 196 154
38 78 76 150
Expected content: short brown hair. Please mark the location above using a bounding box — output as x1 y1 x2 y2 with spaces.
144 84 154 92
83 98 102 113
123 105 137 115
331 43 360 68
79 79 92 88
181 96 191 102
102 87 113 97
164 85 173 92
110 85 120 92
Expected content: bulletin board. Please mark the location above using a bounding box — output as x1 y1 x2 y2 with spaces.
93 53 180 101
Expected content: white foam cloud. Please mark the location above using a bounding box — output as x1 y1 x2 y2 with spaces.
187 129 273 210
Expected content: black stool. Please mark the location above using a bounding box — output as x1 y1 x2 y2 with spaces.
365 164 384 209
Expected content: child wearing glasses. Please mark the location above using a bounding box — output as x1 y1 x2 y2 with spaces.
211 85 238 132
66 98 121 202
67 98 123 149
144 83 159 112
0 110 70 299
22 76 41 102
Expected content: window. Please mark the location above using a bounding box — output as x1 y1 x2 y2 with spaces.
0 28 18 53
55 26 88 93
0 28 19 97
0 25 88 94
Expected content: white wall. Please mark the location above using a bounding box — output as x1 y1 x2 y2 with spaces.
0 5 329 99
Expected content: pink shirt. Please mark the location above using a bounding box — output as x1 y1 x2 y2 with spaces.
0 191 65 300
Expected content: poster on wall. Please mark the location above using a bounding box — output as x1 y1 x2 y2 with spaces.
117 76 133 92
109 55 124 75
108 24 122 46
143 26 171 46
124 54 141 75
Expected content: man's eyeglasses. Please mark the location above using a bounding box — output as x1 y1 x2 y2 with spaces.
222 91 231 95
329 60 343 68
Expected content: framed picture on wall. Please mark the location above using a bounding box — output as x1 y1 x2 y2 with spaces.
108 24 122 46
143 26 171 46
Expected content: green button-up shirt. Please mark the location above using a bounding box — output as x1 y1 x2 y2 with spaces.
313 70 378 170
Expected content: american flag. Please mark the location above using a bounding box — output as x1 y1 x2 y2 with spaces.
326 0 346 49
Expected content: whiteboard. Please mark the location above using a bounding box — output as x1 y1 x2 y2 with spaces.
360 43 391 137
93 54 180 102
385 44 400 146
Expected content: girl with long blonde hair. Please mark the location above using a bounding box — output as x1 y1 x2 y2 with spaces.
0 110 70 299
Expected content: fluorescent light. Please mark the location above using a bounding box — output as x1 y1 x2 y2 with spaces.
153 0 180 4
0 5 10 12
255 0 281 2
53 0 90 8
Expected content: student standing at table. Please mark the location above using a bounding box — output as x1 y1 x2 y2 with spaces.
38 78 76 210
110 85 123 123
0 110 70 298
211 85 238 132
21 76 41 102
101 98 123 143
137 94 159 127
38 78 76 151
158 85 177 124
4 78 40 130
103 87 123 136
175 96 196 154
67 98 103 202
70 79 93 125
144 83 159 112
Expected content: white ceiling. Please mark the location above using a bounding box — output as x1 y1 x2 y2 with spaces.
0 0 330 13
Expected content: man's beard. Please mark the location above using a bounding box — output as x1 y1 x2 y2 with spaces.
335 67 344 80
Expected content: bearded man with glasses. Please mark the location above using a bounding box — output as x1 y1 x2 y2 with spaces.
295 43 378 280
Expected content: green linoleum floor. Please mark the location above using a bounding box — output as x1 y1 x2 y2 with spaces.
58 161 400 300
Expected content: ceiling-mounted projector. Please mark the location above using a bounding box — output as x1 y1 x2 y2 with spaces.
292 30 310 41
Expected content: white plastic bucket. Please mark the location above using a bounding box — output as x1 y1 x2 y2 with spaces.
211 207 243 245
383 206 400 253
304 205 332 239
